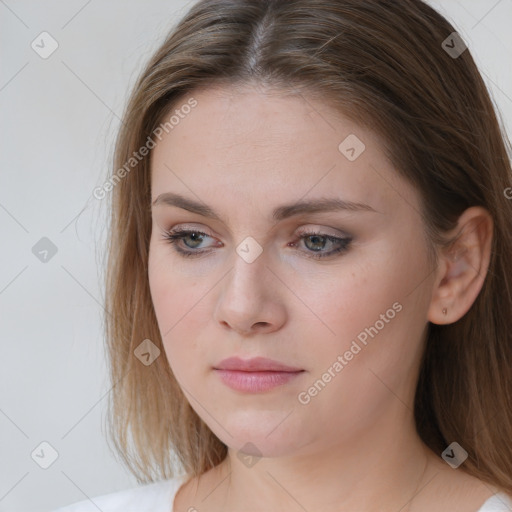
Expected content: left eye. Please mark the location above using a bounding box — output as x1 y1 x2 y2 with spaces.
161 229 352 259
294 231 352 258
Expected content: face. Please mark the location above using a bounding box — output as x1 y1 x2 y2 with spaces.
148 83 435 458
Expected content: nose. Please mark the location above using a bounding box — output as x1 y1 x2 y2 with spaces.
213 249 287 337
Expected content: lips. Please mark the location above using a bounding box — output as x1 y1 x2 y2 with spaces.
213 356 303 372
213 357 305 393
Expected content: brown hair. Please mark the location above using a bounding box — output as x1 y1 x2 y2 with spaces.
103 0 512 492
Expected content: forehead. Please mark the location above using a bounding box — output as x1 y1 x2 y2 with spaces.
150 84 417 221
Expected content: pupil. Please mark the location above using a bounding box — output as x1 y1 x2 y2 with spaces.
307 235 325 251
187 233 202 247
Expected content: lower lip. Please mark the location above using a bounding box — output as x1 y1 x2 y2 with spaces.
214 369 304 392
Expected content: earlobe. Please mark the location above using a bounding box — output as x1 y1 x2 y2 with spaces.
427 207 493 326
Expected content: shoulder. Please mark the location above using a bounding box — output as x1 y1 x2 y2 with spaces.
50 475 189 512
476 492 512 512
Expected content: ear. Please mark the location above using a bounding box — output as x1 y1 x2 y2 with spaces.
427 206 493 325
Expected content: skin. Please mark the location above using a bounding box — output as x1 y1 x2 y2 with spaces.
147 83 495 512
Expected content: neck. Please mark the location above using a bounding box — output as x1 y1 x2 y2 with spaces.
205 410 436 512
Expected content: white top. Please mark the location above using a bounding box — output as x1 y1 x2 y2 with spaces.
51 474 189 512
50 475 512 512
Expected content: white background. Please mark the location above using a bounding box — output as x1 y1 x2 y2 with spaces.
0 1 511 511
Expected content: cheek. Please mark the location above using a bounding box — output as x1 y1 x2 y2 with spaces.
148 239 199 325
303 245 425 375
148 243 215 384
299 258 394 337
148 247 190 362
292 271 419 438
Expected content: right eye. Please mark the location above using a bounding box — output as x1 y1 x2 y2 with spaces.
161 229 220 258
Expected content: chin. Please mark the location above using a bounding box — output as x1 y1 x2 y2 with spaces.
207 413 307 459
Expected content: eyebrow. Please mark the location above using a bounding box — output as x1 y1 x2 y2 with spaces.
151 192 379 222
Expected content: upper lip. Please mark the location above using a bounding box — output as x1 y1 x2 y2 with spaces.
213 357 303 372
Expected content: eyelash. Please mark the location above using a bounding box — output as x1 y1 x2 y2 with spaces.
161 228 352 260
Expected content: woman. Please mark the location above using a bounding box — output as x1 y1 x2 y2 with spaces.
54 0 512 510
